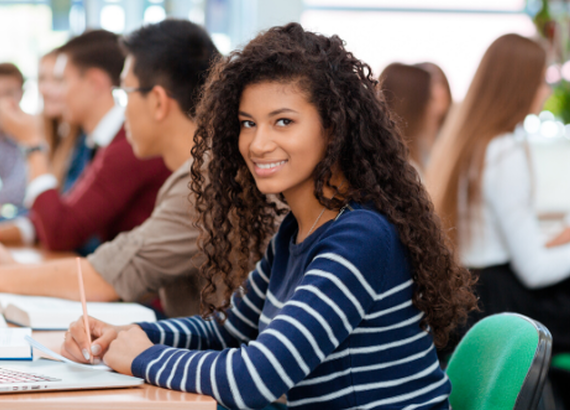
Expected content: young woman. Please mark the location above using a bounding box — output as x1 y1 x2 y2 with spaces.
62 23 475 409
37 51 83 191
426 34 570 351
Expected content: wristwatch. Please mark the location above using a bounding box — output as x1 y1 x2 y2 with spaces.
20 142 49 157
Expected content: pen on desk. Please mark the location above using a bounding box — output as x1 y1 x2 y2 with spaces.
76 257 93 364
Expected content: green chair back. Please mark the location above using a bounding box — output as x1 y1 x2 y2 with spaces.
446 313 551 410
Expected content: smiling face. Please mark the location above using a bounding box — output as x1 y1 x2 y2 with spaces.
238 81 327 201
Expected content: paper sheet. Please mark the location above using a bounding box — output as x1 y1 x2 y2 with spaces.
24 335 112 372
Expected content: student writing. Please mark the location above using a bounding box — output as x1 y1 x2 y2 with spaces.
62 23 476 410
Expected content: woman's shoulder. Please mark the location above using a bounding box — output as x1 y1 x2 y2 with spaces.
311 203 410 289
485 130 527 166
323 203 402 252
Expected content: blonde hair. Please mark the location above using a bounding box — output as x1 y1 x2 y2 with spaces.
426 34 546 246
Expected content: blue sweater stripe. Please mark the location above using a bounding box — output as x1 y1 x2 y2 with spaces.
133 208 449 409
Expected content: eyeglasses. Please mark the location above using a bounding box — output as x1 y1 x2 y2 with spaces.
111 86 154 107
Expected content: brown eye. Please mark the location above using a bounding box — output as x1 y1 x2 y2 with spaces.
241 120 255 128
276 118 292 126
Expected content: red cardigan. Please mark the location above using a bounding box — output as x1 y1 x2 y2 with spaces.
30 128 171 251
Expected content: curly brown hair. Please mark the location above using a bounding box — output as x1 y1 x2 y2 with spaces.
191 23 476 348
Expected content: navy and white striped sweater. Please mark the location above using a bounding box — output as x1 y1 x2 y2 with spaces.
133 204 451 409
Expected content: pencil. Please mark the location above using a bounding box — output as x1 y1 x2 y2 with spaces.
76 257 93 364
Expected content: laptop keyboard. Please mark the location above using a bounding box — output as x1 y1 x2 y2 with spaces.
0 367 61 384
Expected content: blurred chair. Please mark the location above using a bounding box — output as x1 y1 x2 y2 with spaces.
446 313 552 410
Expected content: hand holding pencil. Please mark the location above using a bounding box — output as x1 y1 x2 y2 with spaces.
60 258 132 365
60 259 152 372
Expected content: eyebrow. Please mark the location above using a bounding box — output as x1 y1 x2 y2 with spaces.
238 108 298 118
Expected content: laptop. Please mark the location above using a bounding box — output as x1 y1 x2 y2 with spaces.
0 359 144 393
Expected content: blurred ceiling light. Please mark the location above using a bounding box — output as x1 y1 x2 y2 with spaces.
523 114 541 134
211 33 232 55
189 8 206 25
540 120 559 138
100 5 125 33
144 6 166 24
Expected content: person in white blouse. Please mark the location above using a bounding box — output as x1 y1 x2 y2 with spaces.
426 33 570 352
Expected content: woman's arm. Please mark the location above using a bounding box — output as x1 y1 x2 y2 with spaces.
137 249 275 351
116 216 387 409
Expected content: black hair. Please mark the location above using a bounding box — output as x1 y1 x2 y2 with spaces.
57 29 124 86
121 18 219 117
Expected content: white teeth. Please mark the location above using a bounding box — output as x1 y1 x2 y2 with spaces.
256 160 286 169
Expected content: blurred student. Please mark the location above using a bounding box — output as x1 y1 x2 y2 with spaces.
0 20 219 318
0 29 170 253
427 33 570 351
380 62 452 175
414 62 453 132
0 63 26 207
62 23 475 409
37 51 84 192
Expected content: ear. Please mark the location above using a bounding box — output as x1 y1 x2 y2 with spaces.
84 68 113 94
149 85 170 121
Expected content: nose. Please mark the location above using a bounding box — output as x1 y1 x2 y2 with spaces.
248 124 276 156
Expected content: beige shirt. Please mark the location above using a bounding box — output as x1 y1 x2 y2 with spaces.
88 159 204 318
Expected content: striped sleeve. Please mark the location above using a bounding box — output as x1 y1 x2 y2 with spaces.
132 218 387 409
137 237 276 350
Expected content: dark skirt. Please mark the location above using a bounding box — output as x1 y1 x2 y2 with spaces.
469 263 570 354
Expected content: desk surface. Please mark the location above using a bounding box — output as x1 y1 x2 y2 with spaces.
2 246 217 409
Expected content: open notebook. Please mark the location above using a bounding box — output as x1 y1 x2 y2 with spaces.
0 294 156 330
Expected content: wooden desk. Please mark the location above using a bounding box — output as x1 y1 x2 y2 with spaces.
1 246 217 409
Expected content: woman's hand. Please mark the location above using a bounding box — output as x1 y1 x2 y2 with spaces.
103 326 154 375
61 316 133 364
546 226 570 248
0 98 44 146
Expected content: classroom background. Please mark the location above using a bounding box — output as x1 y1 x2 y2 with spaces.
1 0 570 224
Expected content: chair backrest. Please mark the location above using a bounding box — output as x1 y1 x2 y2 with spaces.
446 313 551 410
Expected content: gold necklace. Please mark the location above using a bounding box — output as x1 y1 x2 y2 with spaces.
306 181 345 237
307 206 327 237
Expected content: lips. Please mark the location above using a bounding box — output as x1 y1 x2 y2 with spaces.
252 159 287 177
255 160 287 169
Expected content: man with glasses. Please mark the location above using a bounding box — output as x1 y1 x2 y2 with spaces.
0 20 219 318
0 63 26 209
0 29 171 254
